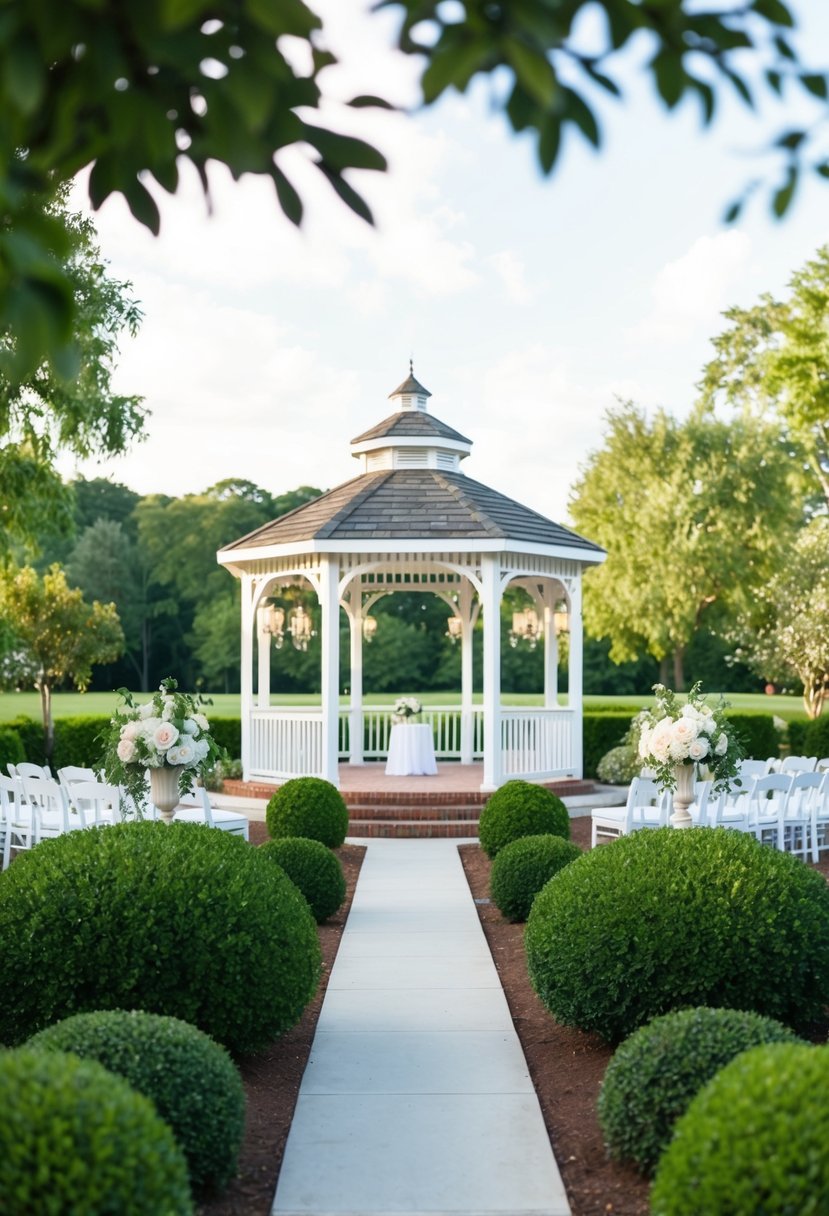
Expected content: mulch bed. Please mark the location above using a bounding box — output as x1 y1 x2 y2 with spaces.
200 816 829 1216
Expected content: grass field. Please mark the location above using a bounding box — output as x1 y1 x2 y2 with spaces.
0 689 807 722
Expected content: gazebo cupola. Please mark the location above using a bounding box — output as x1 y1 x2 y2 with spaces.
349 364 472 475
218 366 605 791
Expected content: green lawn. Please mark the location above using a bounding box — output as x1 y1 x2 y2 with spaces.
0 689 807 722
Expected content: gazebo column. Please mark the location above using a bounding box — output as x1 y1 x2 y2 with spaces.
257 609 270 709
542 587 559 708
481 555 503 792
319 556 341 785
240 574 255 781
348 600 365 765
568 578 583 778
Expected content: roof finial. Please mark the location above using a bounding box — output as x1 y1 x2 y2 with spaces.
409 355 414 376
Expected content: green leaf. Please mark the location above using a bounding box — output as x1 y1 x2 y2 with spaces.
772 165 798 217
158 0 210 31
775 129 805 151
272 166 303 226
303 126 386 172
537 117 561 174
317 164 374 225
652 51 685 109
347 95 396 110
421 40 494 104
582 62 621 98
245 0 318 39
4 34 46 115
752 0 795 27
504 39 557 108
800 73 828 100
563 88 600 148
223 65 274 131
720 65 754 108
765 69 783 95
122 178 161 235
723 197 744 224
688 77 715 125
774 34 796 61
506 83 540 134
815 162 829 179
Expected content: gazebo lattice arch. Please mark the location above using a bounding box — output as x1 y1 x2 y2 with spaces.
218 368 605 790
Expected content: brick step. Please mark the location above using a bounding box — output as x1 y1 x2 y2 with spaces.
347 820 481 839
223 778 595 804
346 804 483 822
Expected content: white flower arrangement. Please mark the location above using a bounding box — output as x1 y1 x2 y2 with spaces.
391 696 422 725
102 677 223 811
638 682 744 793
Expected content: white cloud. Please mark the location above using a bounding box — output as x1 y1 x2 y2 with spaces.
627 230 752 345
487 250 539 305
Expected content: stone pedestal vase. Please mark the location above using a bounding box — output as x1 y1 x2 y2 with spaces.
149 765 185 825
670 761 697 829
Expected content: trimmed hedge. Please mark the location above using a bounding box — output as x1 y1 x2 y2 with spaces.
805 713 829 759
478 781 569 858
723 711 778 762
0 725 24 773
583 713 635 778
51 715 110 769
0 1048 192 1214
266 777 349 848
206 717 241 759
598 1006 801 1177
260 837 346 923
525 827 829 1043
28 1010 245 1195
490 834 582 922
0 821 321 1054
787 717 809 754
651 1043 829 1214
5 715 46 765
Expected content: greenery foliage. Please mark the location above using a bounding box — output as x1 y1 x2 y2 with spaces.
28 1009 245 1195
4 715 46 764
489 834 582 922
596 744 641 785
524 827 829 1043
0 821 321 1054
260 837 346 923
805 713 829 758
478 781 569 858
724 711 780 762
266 777 349 848
598 1006 801 1177
0 1048 192 1215
50 714 109 769
0 724 24 772
651 1043 829 1215
582 713 636 777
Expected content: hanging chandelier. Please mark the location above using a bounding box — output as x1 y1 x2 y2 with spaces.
446 616 463 643
261 604 286 648
363 615 378 642
509 608 542 649
288 605 315 651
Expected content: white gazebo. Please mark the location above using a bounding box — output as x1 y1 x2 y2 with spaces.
217 368 605 790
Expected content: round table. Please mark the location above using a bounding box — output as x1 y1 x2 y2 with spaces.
385 723 437 776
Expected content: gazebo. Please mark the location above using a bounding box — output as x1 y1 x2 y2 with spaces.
217 368 605 790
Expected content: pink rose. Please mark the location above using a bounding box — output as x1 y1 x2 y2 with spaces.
153 722 179 751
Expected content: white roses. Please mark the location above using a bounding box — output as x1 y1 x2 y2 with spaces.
638 682 741 794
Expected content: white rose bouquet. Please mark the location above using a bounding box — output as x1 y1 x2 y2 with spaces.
391 696 422 724
101 677 225 812
638 682 744 794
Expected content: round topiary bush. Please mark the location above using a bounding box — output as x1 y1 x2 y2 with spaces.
0 821 321 1054
489 834 582 922
651 1043 829 1214
260 837 346 923
525 826 829 1043
478 781 569 858
27 1010 245 1195
266 776 349 848
596 744 640 785
598 1006 801 1177
0 1047 192 1214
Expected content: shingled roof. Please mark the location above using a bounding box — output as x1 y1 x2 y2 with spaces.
351 411 472 446
389 370 431 398
223 469 604 554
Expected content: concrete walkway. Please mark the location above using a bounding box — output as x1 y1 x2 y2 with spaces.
271 838 570 1216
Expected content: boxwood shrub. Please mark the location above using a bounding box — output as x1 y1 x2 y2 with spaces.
5 715 46 765
266 776 349 848
598 1006 801 1177
582 713 635 778
0 1047 192 1214
0 821 321 1055
805 713 829 759
489 834 582 922
787 716 809 754
525 827 829 1043
206 717 241 759
478 781 569 858
651 1043 829 1214
0 725 24 773
28 1009 245 1195
260 837 346 923
51 715 110 769
723 711 778 763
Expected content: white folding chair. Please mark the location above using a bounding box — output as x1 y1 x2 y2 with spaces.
0 774 35 868
66 780 122 828
707 786 753 833
591 777 668 847
58 765 98 787
20 775 84 840
15 761 54 781
780 755 818 774
746 773 795 851
815 758 829 774
691 779 712 826
172 786 249 840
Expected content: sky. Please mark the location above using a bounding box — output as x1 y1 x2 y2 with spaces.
62 0 829 529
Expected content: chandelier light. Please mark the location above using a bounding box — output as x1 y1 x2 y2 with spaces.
363 615 378 642
446 616 463 643
553 605 570 634
510 608 541 649
261 604 285 648
289 605 315 651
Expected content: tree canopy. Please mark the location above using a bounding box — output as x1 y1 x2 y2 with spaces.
2 0 827 384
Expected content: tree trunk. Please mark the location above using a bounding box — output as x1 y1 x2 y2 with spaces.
673 646 685 692
659 656 670 684
38 678 54 761
141 618 150 691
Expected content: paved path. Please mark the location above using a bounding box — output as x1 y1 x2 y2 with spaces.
272 838 570 1216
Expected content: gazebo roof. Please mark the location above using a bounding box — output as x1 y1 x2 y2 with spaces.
222 468 604 554
351 410 472 446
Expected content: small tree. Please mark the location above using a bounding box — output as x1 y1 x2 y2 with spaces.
0 565 124 757
731 518 829 718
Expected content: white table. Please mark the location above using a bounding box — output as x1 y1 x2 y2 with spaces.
385 723 437 776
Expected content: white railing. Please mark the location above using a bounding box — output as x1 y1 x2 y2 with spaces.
501 709 575 779
338 706 485 760
250 709 324 780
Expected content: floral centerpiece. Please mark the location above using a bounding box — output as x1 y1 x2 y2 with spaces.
102 678 224 818
391 696 422 725
638 683 743 815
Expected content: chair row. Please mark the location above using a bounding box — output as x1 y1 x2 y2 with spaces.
1 768 248 869
591 770 829 864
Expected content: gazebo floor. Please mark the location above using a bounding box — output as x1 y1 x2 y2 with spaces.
222 764 595 838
